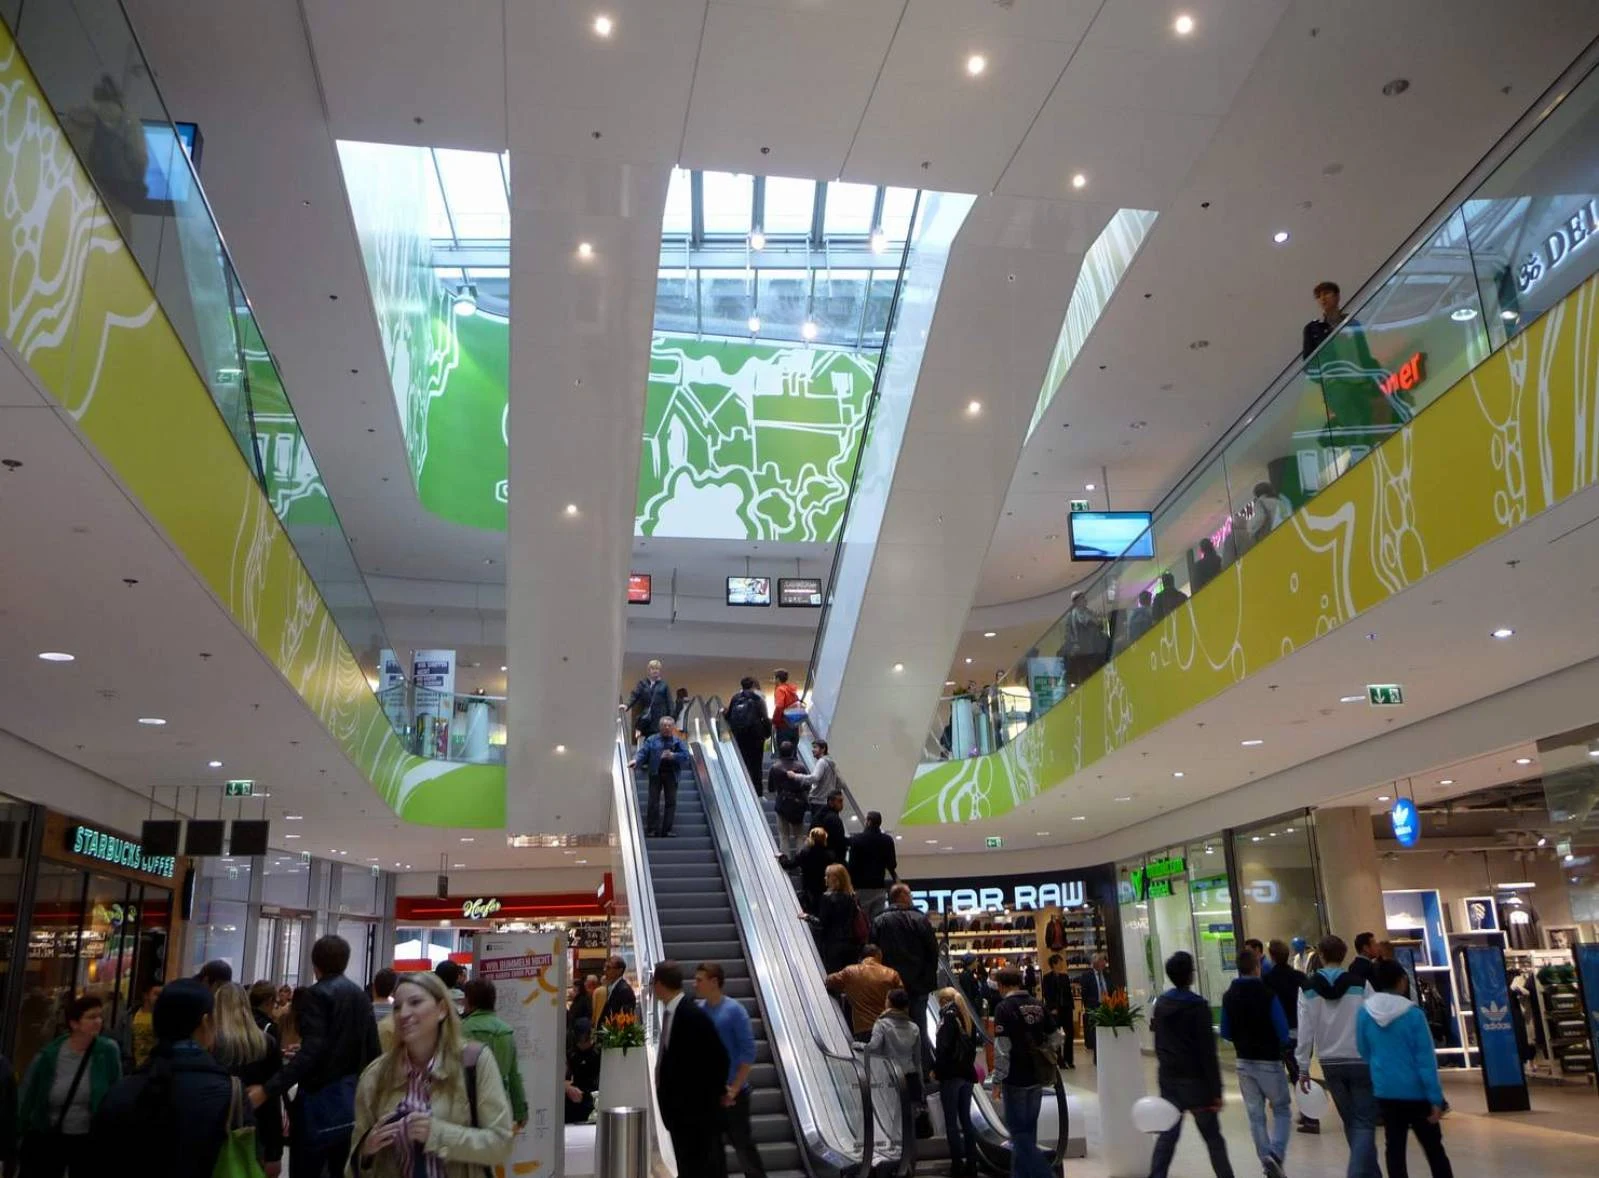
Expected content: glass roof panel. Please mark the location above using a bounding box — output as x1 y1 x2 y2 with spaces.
433 148 509 240
878 187 918 242
702 172 754 235
424 161 456 241
663 168 693 236
762 176 816 235
823 181 877 236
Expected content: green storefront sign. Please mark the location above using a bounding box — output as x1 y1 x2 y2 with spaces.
1129 854 1187 901
69 824 177 879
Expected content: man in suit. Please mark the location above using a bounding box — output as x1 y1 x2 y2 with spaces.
1077 953 1115 1062
595 955 637 1027
1041 954 1075 1069
653 960 729 1178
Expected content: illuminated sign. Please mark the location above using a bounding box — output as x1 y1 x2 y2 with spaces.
1128 855 1186 901
1391 798 1420 848
1366 683 1405 706
69 825 177 879
1516 198 1599 294
911 880 1086 914
1377 353 1425 399
462 897 504 920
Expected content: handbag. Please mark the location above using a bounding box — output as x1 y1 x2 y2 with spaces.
214 1077 267 1178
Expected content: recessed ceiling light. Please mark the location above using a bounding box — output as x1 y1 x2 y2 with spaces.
801 320 819 341
1450 306 1478 322
1173 13 1195 35
1514 757 1532 765
452 862 467 868
1071 815 1087 821
285 815 303 821
1285 827 1295 833
944 680 956 686
870 230 888 254
564 503 579 516
1500 309 1519 321
1339 695 1365 703
1377 794 1392 802
593 14 613 37
892 663 904 673
368 857 379 862
1438 779 1454 786
37 651 75 662
1035 831 1050 837
137 717 167 726
1251 835 1262 842
983 631 997 639
747 315 762 333
577 241 593 259
1272 230 1290 244
966 400 982 415
1114 795 1132 802
500 665 507 672
965 53 987 76
925 839 939 845
285 834 300 840
749 230 766 251
554 744 567 754
964 657 973 665
461 836 476 842
1071 173 1087 190
208 760 223 768
1491 627 1514 638
1173 771 1184 778
1240 738 1264 747
1085 483 1096 491
1269 832 1278 837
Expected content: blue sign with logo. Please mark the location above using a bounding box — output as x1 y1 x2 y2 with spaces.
1463 946 1530 1111
1574 943 1599 1079
1390 798 1420 847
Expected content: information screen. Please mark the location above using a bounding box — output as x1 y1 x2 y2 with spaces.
726 576 771 607
778 577 823 607
627 573 652 605
1068 510 1154 561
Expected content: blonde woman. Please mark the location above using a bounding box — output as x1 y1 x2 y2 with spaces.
211 982 284 1175
815 863 864 972
931 987 980 1176
796 826 832 913
352 971 513 1176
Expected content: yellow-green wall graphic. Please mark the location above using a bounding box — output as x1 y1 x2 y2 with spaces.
0 33 503 827
905 270 1599 824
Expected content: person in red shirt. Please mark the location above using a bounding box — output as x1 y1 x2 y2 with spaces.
772 668 801 746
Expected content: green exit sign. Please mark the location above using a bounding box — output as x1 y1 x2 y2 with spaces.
1068 499 1091 513
224 779 254 797
985 836 1004 849
1367 684 1405 707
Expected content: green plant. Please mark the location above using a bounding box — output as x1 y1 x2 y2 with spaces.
1084 987 1145 1030
595 1011 646 1052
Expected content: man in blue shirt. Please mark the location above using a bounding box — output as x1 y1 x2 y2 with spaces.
635 716 690 837
696 962 767 1178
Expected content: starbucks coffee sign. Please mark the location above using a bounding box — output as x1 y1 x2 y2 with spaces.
69 824 176 879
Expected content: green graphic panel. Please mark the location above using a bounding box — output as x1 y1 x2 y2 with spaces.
417 310 507 530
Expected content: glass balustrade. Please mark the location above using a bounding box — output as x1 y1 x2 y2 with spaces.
929 55 1599 762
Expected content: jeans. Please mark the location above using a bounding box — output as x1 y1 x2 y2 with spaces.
1321 1061 1381 1178
1148 1108 1235 1178
645 768 678 835
1378 1098 1454 1178
939 1080 977 1171
1237 1058 1292 1164
1000 1084 1052 1178
716 1087 768 1178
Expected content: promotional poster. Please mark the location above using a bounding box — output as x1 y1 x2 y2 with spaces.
475 931 568 1177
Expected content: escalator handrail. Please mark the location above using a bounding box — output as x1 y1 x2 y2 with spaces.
688 696 913 1173
613 705 666 1040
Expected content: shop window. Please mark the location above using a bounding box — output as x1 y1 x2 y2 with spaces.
1230 811 1325 954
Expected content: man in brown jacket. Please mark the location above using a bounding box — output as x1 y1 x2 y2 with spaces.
826 944 903 1041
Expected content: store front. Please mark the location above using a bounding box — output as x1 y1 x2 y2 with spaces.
1117 810 1326 1037
7 809 182 1076
394 884 612 983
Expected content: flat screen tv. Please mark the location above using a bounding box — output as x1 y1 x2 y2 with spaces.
627 573 652 605
726 576 771 607
1068 510 1154 561
778 577 823 608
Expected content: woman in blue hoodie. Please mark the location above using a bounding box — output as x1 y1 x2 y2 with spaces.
1355 960 1453 1178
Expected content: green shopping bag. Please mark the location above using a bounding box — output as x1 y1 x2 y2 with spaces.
214 1077 267 1178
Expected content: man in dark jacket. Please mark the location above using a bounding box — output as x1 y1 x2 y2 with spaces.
93 979 232 1177
815 789 848 863
1262 939 1316 1133
872 883 938 1070
635 716 691 838
769 741 810 860
1040 955 1075 1069
846 810 898 918
1348 932 1379 986
989 968 1057 1178
652 960 729 1178
1150 951 1235 1178
1076 953 1115 1061
724 676 772 793
247 934 381 1177
1221 947 1290 1178
628 659 673 742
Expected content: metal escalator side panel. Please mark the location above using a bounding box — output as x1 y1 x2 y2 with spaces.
612 708 666 1032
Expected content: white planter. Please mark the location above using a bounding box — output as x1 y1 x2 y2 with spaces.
598 1045 652 1112
1095 1027 1148 1178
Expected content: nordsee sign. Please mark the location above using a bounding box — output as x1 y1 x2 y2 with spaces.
911 880 1086 914
69 825 177 879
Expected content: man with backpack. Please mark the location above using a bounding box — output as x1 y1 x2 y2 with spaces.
990 968 1059 1178
724 676 772 794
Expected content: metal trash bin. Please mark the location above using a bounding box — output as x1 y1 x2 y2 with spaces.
596 1105 650 1178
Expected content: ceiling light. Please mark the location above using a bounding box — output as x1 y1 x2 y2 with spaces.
1285 827 1295 833
564 503 579 516
1339 694 1365 703
1587 739 1599 758
747 315 761 333
1537 836 1548 847
577 242 594 259
1085 483 1096 491
593 14 613 37
1071 173 1087 190
944 680 956 686
500 665 507 672
983 631 997 639
554 744 567 754
1251 836 1261 842
576 859 589 865
925 839 939 845
285 834 300 840
137 717 167 726
1500 309 1519 321
1072 815 1086 821
452 862 467 869
892 663 904 673
453 283 478 317
870 230 888 254
1035 831 1050 837
37 651 75 662
284 814 304 821
964 657 973 665
966 399 982 415
1494 881 1536 890
801 320 819 341
1272 230 1290 244
1450 306 1478 322
1377 794 1391 802
749 230 766 251
1173 771 1184 778
1173 13 1195 35
461 836 475 842
207 760 223 768
1114 795 1132 802
965 54 987 76
1240 738 1263 747
1491 627 1514 638
1515 757 1532 765
1438 779 1454 786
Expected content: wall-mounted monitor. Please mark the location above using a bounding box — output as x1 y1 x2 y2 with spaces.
183 820 226 857
778 577 824 608
1068 510 1154 561
627 573 652 605
726 576 771 607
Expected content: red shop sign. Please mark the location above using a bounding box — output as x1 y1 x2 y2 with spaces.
395 889 606 922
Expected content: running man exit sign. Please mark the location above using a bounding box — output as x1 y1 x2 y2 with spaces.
224 779 254 797
1366 684 1405 706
